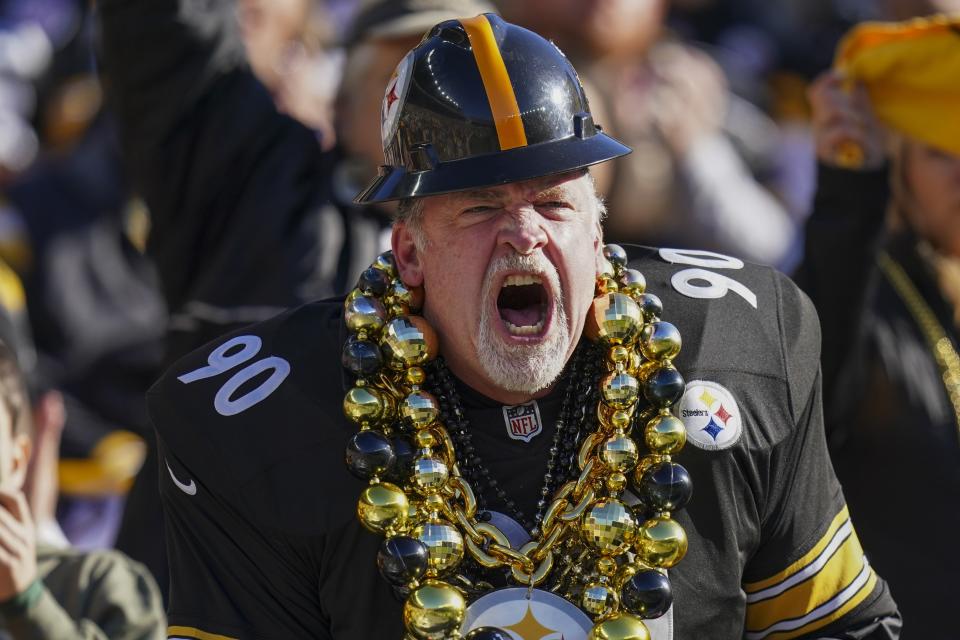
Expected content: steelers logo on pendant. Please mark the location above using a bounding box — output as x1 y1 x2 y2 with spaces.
677 379 743 451
461 588 592 639
381 51 413 147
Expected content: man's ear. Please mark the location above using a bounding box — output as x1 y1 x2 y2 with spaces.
593 221 606 273
392 221 424 287
8 434 31 491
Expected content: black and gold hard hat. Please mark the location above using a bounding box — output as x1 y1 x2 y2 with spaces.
354 13 630 204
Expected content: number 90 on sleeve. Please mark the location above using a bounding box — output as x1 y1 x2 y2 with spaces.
177 335 291 416
659 248 758 309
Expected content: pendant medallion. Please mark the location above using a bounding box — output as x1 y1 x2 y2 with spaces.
461 588 592 639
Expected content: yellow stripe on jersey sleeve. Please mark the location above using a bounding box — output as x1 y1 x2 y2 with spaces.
743 506 877 639
744 506 850 594
168 626 238 640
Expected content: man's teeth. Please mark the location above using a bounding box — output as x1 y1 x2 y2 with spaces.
503 274 543 287
505 319 545 335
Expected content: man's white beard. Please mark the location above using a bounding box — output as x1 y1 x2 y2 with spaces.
477 252 572 395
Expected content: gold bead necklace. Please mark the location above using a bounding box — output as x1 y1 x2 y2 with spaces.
342 244 692 640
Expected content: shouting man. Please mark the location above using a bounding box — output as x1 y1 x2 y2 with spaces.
149 13 899 640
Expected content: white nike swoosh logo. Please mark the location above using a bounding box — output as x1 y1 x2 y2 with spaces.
165 460 197 496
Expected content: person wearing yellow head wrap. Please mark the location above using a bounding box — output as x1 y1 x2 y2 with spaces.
795 13 960 638
835 14 960 158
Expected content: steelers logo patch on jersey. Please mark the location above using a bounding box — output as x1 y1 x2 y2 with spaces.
381 51 413 147
678 380 743 451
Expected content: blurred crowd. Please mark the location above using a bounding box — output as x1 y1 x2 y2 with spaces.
0 0 957 636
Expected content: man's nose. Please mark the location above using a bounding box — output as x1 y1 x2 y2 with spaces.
497 208 548 255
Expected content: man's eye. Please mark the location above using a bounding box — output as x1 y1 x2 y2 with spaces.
463 205 496 214
539 201 570 210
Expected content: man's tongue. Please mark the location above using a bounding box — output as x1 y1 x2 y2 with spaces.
500 306 541 327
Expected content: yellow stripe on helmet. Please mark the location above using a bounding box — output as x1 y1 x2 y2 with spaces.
460 15 528 150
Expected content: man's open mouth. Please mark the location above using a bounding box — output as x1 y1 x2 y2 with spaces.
497 274 549 336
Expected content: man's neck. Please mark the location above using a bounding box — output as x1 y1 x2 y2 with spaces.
441 358 558 406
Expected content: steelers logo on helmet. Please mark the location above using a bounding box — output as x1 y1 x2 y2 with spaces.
677 380 743 451
381 51 414 148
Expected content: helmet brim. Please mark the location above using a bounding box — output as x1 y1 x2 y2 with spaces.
354 132 631 204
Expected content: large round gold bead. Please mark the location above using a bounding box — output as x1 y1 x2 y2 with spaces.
601 433 640 472
645 414 686 455
619 269 646 297
585 293 643 346
601 372 640 410
343 386 385 425
381 316 439 370
357 482 409 534
344 295 387 334
412 457 449 494
413 523 465 576
639 321 682 362
582 582 619 618
581 499 636 556
403 580 466 640
588 613 650 640
402 391 439 429
635 517 688 569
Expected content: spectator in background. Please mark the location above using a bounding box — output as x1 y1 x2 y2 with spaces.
0 320 164 637
797 14 960 637
499 0 796 268
0 2 166 552
237 0 340 145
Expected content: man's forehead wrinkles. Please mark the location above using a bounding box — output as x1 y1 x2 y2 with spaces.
449 177 581 205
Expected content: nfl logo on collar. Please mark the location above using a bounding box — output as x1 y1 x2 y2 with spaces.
502 401 543 443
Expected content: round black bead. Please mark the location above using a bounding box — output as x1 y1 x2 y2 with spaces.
385 435 415 483
344 430 395 480
635 461 693 511
464 627 513 640
357 267 390 297
377 536 429 586
644 365 685 407
622 569 673 618
341 336 382 376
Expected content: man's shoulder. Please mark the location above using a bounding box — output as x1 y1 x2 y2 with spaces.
148 299 350 489
625 245 816 362
623 244 821 441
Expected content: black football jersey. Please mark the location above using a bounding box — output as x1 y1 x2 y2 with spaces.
150 246 898 639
